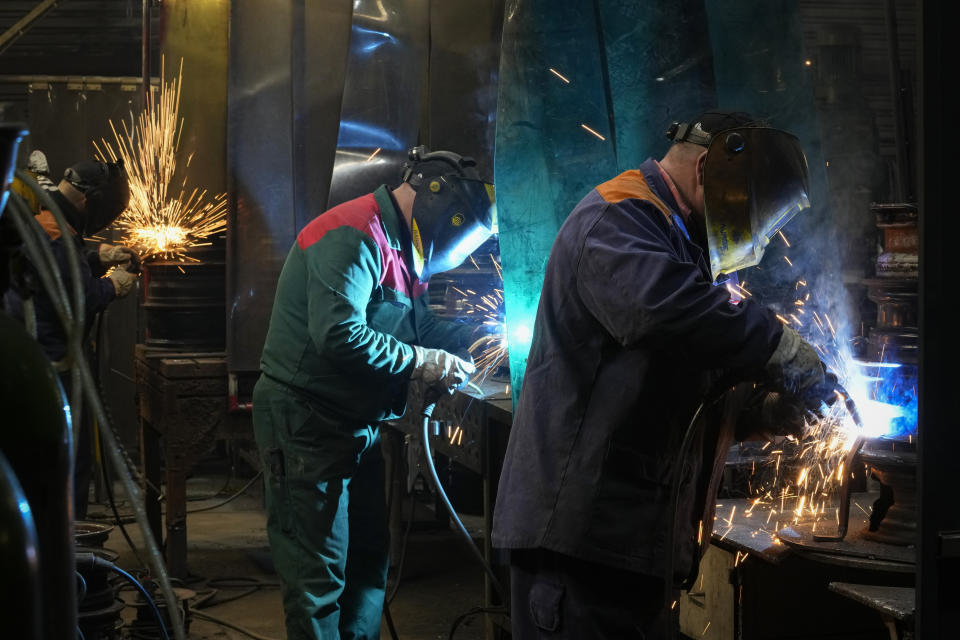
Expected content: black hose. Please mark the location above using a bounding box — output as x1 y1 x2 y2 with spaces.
420 402 506 602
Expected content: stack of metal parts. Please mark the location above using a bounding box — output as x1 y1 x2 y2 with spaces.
75 522 124 640
127 587 193 640
861 202 919 545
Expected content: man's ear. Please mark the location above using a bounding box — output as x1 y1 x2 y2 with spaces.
696 150 708 186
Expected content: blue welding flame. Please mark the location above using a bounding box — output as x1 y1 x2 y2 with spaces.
843 360 917 439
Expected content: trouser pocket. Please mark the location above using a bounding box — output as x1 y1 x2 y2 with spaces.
529 581 564 632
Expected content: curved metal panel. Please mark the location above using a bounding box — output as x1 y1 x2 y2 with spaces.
326 0 430 208
494 0 619 399
226 0 353 372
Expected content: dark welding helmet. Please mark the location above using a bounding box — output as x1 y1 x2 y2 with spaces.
401 146 496 282
666 112 811 276
63 159 130 235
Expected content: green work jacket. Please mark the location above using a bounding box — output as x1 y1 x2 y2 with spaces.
259 185 473 424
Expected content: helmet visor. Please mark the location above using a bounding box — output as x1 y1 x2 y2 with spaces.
702 128 810 276
411 177 496 282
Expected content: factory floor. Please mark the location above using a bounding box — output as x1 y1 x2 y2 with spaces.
90 474 489 640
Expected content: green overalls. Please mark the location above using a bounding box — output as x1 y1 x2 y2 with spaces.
254 186 471 639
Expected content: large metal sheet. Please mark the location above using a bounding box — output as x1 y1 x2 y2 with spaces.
494 0 620 399
226 0 296 372
426 0 505 178
326 0 430 208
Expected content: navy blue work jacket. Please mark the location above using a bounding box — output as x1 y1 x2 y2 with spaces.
492 159 783 581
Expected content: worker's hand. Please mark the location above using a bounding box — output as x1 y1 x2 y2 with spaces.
107 268 138 297
99 243 140 273
759 392 809 439
765 325 831 411
410 345 476 395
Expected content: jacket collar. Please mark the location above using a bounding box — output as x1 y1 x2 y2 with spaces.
373 185 404 251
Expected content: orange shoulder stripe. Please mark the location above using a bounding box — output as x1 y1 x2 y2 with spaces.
35 209 63 241
595 170 672 221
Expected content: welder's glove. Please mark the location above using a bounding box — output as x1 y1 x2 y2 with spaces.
765 325 829 411
759 392 809 439
410 345 476 395
99 244 140 273
107 268 138 298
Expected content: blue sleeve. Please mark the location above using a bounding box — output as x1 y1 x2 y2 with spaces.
575 201 782 371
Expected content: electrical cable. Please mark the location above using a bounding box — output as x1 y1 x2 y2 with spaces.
447 606 509 640
191 610 279 640
186 471 263 514
76 570 88 603
14 170 187 640
108 563 171 640
420 399 506 602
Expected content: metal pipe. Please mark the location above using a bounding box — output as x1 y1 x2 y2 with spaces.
0 0 62 55
884 0 909 201
0 75 159 86
142 0 151 105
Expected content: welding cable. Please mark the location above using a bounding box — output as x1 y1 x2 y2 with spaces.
420 401 507 602
14 171 87 430
186 471 263 514
75 552 170 640
16 173 187 640
447 606 510 640
191 610 279 640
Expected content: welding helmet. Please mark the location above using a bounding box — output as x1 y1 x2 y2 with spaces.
401 146 496 282
666 111 811 276
63 159 130 235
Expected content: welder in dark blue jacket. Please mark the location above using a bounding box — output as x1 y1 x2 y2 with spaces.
492 112 836 639
5 159 134 518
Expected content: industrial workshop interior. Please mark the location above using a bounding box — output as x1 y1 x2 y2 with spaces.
0 0 956 639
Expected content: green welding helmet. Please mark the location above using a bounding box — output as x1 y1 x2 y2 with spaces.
667 112 811 276
401 146 496 283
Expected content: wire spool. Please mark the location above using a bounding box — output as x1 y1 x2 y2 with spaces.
141 245 225 350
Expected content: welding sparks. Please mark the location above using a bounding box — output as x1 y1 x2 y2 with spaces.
580 123 606 141
94 57 227 261
548 67 571 83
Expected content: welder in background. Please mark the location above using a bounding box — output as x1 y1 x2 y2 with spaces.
4 159 136 519
253 146 496 639
5 149 58 216
492 111 839 639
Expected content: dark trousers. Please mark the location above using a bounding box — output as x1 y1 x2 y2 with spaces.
510 548 667 640
253 375 389 640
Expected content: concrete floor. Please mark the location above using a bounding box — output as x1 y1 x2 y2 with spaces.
88 475 490 640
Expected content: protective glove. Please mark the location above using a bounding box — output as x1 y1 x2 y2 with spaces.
765 325 837 411
107 268 138 298
759 391 809 439
99 244 140 272
410 345 476 395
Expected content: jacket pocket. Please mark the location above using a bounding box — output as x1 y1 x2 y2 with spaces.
529 581 564 632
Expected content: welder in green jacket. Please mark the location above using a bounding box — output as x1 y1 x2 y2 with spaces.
253 146 496 640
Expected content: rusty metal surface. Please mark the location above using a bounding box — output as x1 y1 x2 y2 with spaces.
829 582 916 621
777 505 916 566
710 497 792 564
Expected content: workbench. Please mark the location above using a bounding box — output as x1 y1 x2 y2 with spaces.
680 494 915 640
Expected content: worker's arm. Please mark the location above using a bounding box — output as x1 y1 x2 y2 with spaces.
576 201 782 371
304 227 416 377
412 295 476 353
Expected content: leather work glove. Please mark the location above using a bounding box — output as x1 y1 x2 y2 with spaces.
99 244 141 273
765 325 838 411
410 345 476 395
759 392 809 439
107 268 138 298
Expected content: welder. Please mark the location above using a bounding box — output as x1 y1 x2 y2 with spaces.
492 111 839 639
4 159 135 519
253 146 496 639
